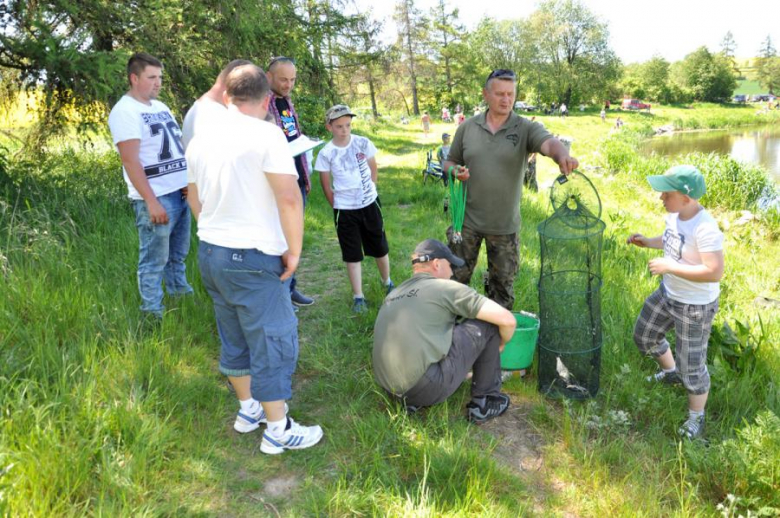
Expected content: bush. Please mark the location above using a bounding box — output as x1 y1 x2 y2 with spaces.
710 411 780 514
692 153 778 211
599 130 779 215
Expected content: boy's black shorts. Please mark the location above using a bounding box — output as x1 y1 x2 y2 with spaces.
333 198 389 263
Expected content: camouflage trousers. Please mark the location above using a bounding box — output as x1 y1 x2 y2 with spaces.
447 225 519 310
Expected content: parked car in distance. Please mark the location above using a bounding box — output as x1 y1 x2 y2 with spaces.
514 101 537 112
732 94 748 103
621 99 651 110
750 94 776 102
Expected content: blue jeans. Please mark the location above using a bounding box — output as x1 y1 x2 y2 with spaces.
132 190 193 316
198 242 298 402
290 181 308 294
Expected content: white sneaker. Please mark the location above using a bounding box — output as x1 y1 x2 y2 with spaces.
233 403 289 434
260 418 323 454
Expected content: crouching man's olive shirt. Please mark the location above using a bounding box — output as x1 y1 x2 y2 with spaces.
447 111 552 235
372 273 487 395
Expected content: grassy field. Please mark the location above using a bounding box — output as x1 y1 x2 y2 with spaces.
1 104 779 516
734 80 764 96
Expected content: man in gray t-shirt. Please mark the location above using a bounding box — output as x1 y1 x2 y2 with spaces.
443 69 579 310
372 239 517 423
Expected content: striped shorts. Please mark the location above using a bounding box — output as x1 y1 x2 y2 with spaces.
633 285 719 395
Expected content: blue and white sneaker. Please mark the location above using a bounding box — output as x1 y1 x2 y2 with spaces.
260 417 323 454
233 403 289 434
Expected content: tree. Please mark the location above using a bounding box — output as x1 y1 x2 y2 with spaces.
0 0 362 148
756 35 778 93
429 0 465 106
619 56 673 104
469 18 536 86
757 57 780 94
394 0 428 115
758 35 777 59
527 0 621 106
720 31 740 75
334 15 389 119
639 56 673 103
675 47 737 102
720 31 737 59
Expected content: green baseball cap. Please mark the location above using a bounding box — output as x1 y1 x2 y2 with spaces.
647 165 706 199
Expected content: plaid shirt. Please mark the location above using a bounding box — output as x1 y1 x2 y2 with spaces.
267 92 310 188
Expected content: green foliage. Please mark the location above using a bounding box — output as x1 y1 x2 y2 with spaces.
693 153 778 211
528 0 620 106
0 0 358 147
756 56 780 94
2 68 780 518
674 47 739 102
601 131 778 213
709 411 780 514
620 56 677 104
710 318 767 374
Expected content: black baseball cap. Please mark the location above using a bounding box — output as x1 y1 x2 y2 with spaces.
411 239 465 267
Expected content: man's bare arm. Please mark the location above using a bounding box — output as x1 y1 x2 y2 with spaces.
266 172 304 280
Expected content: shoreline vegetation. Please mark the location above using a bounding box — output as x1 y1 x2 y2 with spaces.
1 103 778 516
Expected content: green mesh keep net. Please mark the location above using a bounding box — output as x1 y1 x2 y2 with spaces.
537 172 605 399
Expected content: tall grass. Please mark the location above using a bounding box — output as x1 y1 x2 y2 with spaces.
1 108 779 516
600 127 779 214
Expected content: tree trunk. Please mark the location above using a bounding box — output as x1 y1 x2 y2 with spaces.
368 71 379 119
404 4 420 115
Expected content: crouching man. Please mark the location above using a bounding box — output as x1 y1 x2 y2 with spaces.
372 239 517 422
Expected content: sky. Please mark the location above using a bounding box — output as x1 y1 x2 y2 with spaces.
357 0 780 64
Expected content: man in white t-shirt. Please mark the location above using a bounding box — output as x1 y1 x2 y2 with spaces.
107 52 193 319
181 59 251 150
314 104 393 313
628 165 725 441
186 64 322 454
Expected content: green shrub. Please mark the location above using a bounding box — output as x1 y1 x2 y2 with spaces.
710 411 780 514
599 131 779 216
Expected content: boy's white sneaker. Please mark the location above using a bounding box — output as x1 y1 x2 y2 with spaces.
260 418 323 454
234 403 289 434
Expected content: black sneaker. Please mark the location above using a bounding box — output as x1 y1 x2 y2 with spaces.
466 393 511 424
291 290 315 307
647 369 682 386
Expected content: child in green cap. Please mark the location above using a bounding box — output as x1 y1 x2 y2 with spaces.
627 165 725 440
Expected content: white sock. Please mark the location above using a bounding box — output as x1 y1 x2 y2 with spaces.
267 417 289 438
662 366 677 373
354 293 364 299
385 277 393 286
689 409 704 419
239 398 260 415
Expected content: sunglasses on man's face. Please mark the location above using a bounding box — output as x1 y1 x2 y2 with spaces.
487 69 516 82
269 56 295 68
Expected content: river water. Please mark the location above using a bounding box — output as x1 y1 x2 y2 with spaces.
644 125 780 183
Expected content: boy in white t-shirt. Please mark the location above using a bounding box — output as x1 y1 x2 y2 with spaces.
314 105 393 313
627 165 725 440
